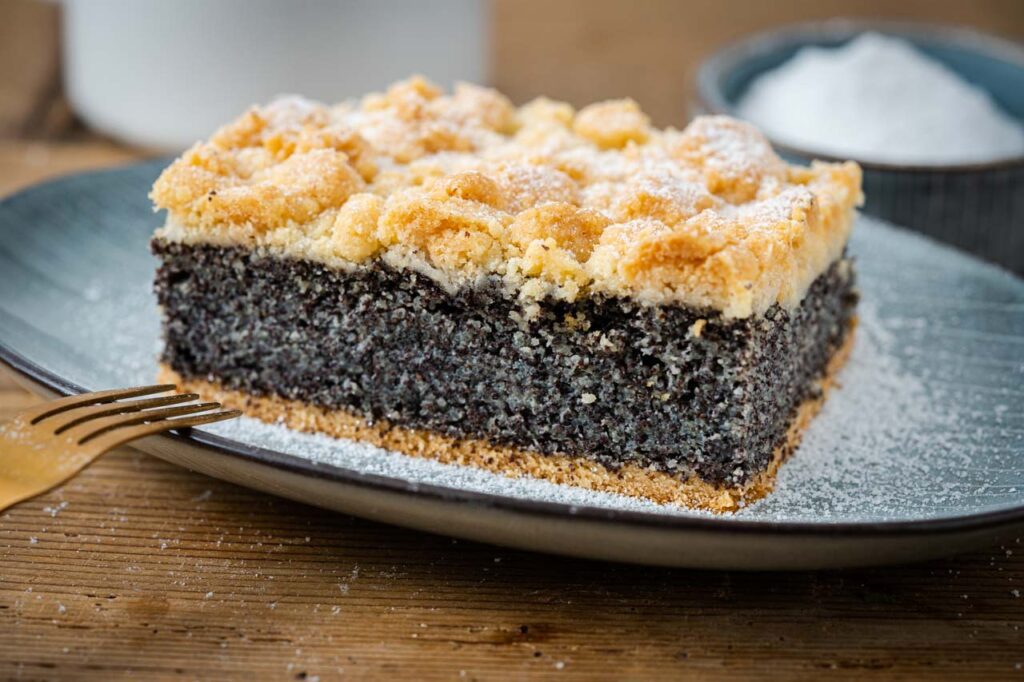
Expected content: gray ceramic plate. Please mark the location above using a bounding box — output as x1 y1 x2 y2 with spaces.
1 160 1022 569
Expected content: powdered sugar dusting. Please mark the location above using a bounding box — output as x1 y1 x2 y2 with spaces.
746 299 946 520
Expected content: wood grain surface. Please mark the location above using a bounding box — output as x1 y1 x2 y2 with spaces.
2 1 1023 678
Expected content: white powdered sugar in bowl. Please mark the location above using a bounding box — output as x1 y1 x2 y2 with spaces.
736 32 1024 166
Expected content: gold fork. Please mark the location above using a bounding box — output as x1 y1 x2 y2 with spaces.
0 384 240 512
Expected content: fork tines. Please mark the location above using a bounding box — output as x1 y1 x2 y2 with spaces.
23 384 239 445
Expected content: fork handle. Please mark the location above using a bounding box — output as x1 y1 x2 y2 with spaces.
0 444 99 512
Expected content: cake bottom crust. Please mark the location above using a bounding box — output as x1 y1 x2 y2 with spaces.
158 322 854 513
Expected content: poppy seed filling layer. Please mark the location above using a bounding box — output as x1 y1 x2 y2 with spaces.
153 240 856 487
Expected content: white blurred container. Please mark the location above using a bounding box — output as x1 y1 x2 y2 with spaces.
62 0 487 150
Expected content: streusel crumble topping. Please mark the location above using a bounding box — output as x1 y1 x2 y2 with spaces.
152 77 861 317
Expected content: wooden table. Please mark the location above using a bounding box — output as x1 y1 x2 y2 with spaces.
1 144 1022 680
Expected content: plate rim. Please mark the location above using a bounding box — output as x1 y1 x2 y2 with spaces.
3 162 1024 540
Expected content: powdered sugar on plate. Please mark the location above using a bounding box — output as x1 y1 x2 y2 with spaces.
199 218 1024 523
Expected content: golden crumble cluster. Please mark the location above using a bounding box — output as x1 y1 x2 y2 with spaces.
152 76 862 318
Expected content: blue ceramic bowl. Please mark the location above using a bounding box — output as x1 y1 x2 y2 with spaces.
695 20 1024 274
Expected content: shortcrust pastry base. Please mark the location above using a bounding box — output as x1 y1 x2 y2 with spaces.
158 323 854 513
